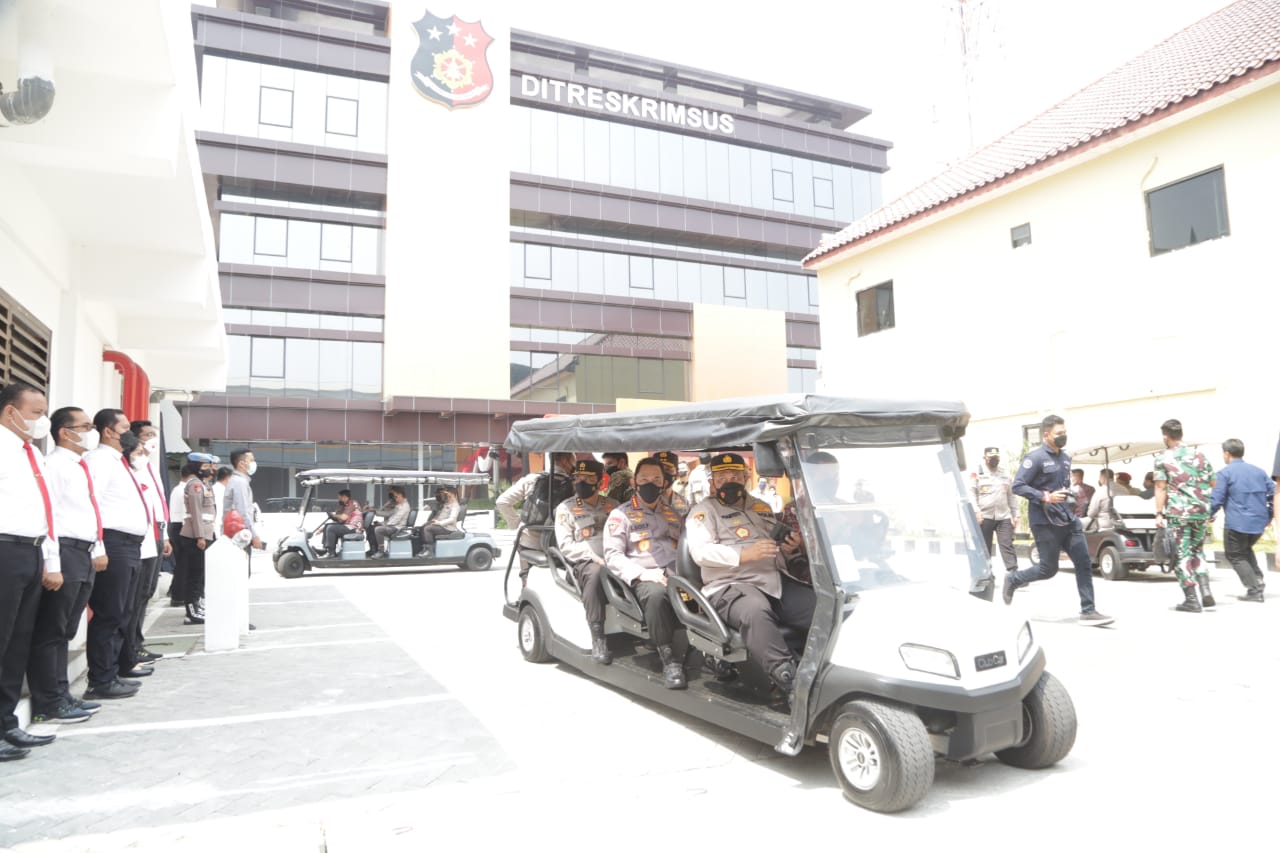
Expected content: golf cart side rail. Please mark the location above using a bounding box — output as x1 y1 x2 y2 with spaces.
503 394 970 453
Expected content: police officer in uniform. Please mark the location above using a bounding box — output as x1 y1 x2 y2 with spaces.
602 457 686 689
970 446 1019 577
653 450 689 517
179 456 217 625
1003 415 1114 626
686 453 813 703
554 459 619 664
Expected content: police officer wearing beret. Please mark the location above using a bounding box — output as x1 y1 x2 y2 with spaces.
686 453 813 703
970 446 1019 577
554 459 619 664
1004 415 1114 626
602 457 686 688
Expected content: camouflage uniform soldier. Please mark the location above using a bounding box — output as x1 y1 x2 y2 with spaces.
653 451 689 517
553 459 619 664
602 452 633 503
1153 418 1217 612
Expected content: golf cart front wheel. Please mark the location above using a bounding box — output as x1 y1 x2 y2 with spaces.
276 550 306 579
517 605 551 663
995 671 1077 769
828 699 934 813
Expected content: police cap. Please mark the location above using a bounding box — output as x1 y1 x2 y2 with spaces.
653 451 680 474
573 459 604 479
709 453 748 472
983 447 1000 457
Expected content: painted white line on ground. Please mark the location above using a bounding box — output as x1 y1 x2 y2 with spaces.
187 636 394 656
54 693 451 738
249 598 348 606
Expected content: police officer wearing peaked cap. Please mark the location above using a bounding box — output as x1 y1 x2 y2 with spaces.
970 446 1019 577
653 451 689 518
554 459 619 664
686 453 814 703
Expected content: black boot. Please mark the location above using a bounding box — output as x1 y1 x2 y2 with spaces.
184 603 205 625
1239 587 1266 603
589 623 611 665
658 645 686 689
1198 576 1215 608
768 661 797 711
1175 585 1202 613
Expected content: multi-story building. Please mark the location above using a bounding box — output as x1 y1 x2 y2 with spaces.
185 0 890 500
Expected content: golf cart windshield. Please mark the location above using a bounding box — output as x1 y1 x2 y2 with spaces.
799 439 980 595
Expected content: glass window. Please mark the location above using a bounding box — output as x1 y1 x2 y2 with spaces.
224 308 252 324
254 217 287 256
603 253 629 296
609 122 635 187
813 176 835 210
1146 167 1229 255
287 312 320 329
637 358 664 394
319 313 349 331
525 244 551 279
787 274 810 312
251 337 285 378
351 316 383 332
552 247 578 292
682 135 707 199
320 223 353 262
529 108 558 176
352 342 382 399
629 256 653 290
634 127 660 193
1010 222 1032 249
653 258 678 301
583 117 610 185
677 261 701 303
578 249 604 294
772 168 794 203
227 335 250 388
285 338 319 395
750 148 772 209
259 86 293 128
766 271 789 311
317 340 352 398
557 113 585 182
728 146 753 207
723 266 745 300
510 105 531 174
706 140 731 203
325 96 358 136
699 264 723 305
659 132 684 196
857 282 895 337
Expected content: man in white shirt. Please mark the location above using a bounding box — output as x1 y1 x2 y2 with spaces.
83 408 151 701
117 420 172 679
0 382 61 759
168 468 191 606
27 407 109 725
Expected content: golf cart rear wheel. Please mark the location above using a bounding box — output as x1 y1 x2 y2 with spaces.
517 606 551 663
277 550 306 579
828 699 934 813
1098 545 1127 581
995 671 1077 769
465 546 494 571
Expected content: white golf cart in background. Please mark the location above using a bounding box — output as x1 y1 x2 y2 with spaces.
272 469 500 577
502 395 1078 813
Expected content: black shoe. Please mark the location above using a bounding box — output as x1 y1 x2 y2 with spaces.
590 636 612 665
0 742 28 762
1002 573 1017 605
1176 585 1202 612
1198 577 1215 608
1239 589 1266 602
32 702 93 725
372 550 389 559
184 603 204 625
703 657 739 682
137 650 164 663
119 666 154 679
657 645 687 690
84 680 138 700
416 549 434 559
73 698 102 714
3 728 55 748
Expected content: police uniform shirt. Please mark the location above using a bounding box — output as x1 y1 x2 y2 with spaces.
46 446 105 558
179 476 216 540
602 495 682 584
497 472 543 549
429 500 460 531
85 445 150 537
969 466 1017 521
0 425 60 571
685 495 782 599
662 490 689 518
1012 445 1074 527
554 494 619 565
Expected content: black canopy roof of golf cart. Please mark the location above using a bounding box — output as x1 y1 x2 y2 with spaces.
294 469 492 487
504 394 969 453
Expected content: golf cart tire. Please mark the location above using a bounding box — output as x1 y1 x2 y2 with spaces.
277 550 306 579
828 699 935 813
1098 545 1127 581
517 605 551 663
995 671 1077 770
465 545 494 571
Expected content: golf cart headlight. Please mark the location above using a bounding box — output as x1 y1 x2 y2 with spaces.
1017 621 1033 663
899 644 959 680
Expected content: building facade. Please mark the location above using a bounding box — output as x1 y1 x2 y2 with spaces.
184 0 889 500
806 0 1279 466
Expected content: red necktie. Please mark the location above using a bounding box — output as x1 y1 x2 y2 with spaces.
147 466 170 525
24 442 55 540
121 456 152 526
79 458 104 541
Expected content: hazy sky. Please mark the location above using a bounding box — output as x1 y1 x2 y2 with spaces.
498 0 1234 200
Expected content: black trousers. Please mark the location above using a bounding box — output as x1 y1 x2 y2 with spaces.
26 544 95 711
981 517 1018 571
417 524 454 553
710 576 816 677
323 524 355 554
168 522 186 603
119 553 159 671
179 535 206 606
633 580 678 647
1225 528 1265 593
86 531 140 689
0 539 44 730
572 560 607 626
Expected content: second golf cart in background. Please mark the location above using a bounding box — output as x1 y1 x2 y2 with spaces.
272 469 500 578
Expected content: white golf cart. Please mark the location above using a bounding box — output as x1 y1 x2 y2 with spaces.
272 468 501 577
501 395 1077 813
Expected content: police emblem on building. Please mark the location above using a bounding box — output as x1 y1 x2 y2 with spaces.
411 10 493 109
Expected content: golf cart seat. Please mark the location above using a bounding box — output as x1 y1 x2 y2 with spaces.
545 543 584 598
666 537 748 663
389 510 419 541
1113 494 1157 528
434 502 468 540
516 525 556 568
343 510 375 540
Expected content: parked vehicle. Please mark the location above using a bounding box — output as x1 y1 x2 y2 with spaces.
272 469 500 577
501 394 1076 813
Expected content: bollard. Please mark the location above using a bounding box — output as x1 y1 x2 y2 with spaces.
203 537 249 651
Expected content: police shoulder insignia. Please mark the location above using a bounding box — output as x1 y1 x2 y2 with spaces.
1022 458 1033 469
608 516 623 535
193 483 203 492
734 526 750 539
693 512 705 523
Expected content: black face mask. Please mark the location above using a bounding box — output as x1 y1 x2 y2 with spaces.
636 482 662 503
574 481 596 499
1053 434 1068 449
716 482 746 505
605 464 618 475
987 458 1000 469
